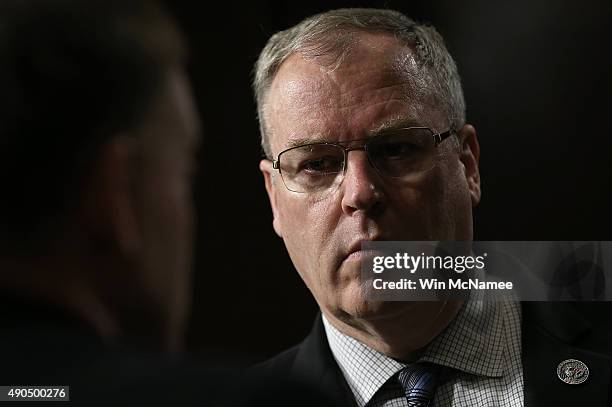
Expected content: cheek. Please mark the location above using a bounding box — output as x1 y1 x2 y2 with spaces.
424 160 473 240
143 165 195 281
275 192 340 283
165 172 195 261
383 160 471 241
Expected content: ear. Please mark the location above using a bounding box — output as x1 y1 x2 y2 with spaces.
80 135 142 254
457 124 481 207
259 159 283 238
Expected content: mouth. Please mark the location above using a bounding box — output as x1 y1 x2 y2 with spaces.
343 238 384 263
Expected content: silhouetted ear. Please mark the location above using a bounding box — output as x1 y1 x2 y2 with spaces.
80 135 142 254
259 159 282 238
457 124 481 207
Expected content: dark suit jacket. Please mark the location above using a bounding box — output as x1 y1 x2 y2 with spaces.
0 292 338 407
0 292 238 406
257 303 612 406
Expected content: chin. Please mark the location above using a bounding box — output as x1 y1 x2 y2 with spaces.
337 280 412 321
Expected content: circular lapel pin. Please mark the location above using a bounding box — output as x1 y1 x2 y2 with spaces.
557 359 589 384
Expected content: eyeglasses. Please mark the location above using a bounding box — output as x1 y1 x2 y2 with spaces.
272 127 453 194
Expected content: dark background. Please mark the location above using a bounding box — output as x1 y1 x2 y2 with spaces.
162 0 612 361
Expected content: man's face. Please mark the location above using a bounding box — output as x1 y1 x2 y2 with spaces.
129 67 201 347
260 33 480 325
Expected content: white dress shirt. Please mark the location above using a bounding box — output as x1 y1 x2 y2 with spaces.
322 294 523 406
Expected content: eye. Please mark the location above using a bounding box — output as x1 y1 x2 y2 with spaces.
299 155 343 174
375 141 422 160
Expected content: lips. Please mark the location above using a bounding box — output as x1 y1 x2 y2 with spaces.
343 237 384 262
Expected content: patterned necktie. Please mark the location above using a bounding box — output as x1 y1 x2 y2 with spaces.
397 362 447 407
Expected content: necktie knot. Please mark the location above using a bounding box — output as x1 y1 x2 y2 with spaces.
397 362 447 407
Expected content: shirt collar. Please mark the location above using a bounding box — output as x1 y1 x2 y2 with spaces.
323 314 406 406
322 295 515 406
420 297 509 377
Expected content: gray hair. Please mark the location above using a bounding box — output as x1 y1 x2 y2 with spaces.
253 8 466 158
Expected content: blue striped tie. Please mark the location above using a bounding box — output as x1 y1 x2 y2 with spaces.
397 363 446 407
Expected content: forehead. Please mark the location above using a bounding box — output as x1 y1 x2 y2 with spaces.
265 33 444 155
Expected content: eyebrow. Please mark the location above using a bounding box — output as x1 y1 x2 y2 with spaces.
285 136 331 149
283 117 422 150
370 117 422 135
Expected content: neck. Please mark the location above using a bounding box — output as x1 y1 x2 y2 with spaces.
323 300 464 361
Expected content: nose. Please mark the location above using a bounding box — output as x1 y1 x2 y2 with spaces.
340 150 385 215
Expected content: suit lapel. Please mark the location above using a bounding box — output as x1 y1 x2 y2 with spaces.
291 314 357 407
523 302 611 406
289 305 611 406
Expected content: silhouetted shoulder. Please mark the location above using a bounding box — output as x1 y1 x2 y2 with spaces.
253 345 301 375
